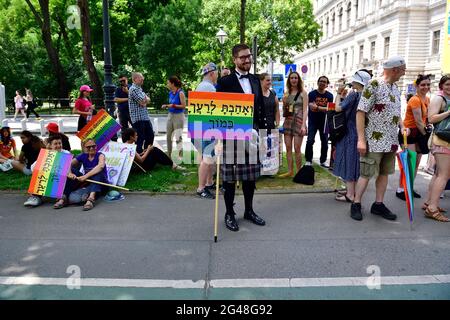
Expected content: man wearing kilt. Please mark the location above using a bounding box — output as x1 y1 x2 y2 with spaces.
216 44 269 232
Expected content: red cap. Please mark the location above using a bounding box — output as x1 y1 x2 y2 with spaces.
46 122 59 133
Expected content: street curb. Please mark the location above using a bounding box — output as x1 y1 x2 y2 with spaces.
0 188 340 197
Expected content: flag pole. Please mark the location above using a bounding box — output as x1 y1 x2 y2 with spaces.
85 179 130 191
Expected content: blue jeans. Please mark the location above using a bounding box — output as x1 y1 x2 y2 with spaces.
132 120 154 153
305 116 328 164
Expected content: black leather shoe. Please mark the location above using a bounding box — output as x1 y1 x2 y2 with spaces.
225 214 239 232
243 210 266 226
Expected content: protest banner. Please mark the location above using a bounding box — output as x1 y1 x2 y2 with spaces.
187 91 254 140
100 141 136 186
261 133 280 175
28 149 73 198
76 109 121 150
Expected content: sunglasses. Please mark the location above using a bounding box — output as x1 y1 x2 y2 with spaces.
85 145 97 149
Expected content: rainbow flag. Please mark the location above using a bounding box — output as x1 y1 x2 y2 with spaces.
77 109 121 150
188 92 254 140
28 149 73 199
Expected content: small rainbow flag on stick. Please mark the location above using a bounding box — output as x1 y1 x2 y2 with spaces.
28 149 73 199
77 109 121 149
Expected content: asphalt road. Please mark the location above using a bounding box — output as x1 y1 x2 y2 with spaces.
0 188 449 300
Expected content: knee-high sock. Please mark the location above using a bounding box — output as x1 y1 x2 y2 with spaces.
223 181 236 215
242 180 256 212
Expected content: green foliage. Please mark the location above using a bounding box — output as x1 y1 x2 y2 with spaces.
0 0 320 102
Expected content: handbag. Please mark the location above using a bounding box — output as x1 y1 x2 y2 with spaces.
434 96 450 142
327 110 347 142
283 92 300 118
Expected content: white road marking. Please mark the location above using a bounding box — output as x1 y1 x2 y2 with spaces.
1 275 449 289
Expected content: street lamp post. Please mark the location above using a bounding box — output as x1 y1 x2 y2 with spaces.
102 0 116 118
216 27 228 72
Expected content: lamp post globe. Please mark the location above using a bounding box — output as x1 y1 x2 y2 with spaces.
216 28 228 71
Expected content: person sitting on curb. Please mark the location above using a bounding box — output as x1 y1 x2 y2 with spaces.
0 131 44 174
24 134 71 207
0 127 17 164
46 122 71 151
122 128 185 172
67 139 109 211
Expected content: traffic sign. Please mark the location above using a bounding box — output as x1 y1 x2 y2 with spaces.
285 64 297 77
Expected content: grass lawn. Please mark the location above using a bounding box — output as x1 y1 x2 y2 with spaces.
0 151 339 193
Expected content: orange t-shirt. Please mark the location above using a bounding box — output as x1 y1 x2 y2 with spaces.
0 138 16 159
403 95 429 129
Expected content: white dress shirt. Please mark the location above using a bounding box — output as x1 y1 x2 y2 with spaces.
235 70 252 94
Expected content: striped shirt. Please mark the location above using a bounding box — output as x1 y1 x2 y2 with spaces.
128 83 150 123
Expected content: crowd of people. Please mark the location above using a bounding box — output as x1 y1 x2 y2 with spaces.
2 43 449 227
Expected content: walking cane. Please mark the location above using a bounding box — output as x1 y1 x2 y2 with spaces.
214 140 222 243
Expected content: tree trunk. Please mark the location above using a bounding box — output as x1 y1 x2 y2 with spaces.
55 15 75 61
240 0 246 44
77 0 104 104
25 0 70 99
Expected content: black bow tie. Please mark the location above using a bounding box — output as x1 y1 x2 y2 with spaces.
239 74 250 79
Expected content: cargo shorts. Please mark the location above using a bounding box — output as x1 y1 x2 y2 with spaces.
359 152 396 178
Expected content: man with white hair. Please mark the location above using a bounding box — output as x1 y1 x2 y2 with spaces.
128 72 154 153
350 56 409 221
195 62 219 199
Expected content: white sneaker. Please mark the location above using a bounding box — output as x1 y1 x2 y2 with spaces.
24 195 42 207
305 161 312 166
0 160 13 172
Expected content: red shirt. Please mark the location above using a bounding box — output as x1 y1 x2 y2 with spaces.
0 138 16 159
75 98 93 118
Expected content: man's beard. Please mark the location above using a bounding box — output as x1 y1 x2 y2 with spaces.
240 62 251 72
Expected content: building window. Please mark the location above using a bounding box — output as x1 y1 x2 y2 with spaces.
330 57 333 72
331 13 335 36
336 54 340 72
370 41 376 61
346 2 352 29
355 0 359 19
318 60 321 73
325 18 329 38
432 30 441 55
344 52 348 69
384 36 390 58
338 8 343 33
359 45 364 63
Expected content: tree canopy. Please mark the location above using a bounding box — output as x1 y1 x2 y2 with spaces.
0 0 321 107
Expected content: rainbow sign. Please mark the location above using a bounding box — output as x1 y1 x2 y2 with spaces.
76 109 121 150
28 149 73 198
188 92 254 140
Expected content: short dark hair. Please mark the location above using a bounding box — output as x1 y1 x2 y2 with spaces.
122 128 136 142
438 74 450 90
118 74 127 79
317 76 330 85
168 75 182 88
232 44 250 57
47 133 63 146
259 73 270 81
415 74 432 86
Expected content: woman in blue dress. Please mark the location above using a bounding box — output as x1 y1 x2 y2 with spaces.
333 70 372 202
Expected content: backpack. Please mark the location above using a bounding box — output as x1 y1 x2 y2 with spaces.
293 165 315 185
327 110 347 143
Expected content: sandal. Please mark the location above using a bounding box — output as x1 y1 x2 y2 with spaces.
83 197 95 211
424 207 450 222
421 202 447 213
53 198 66 209
335 193 353 203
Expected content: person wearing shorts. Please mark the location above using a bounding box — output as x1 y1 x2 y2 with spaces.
194 62 219 199
350 56 408 221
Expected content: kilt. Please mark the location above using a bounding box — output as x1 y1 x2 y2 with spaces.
221 163 261 182
220 138 261 182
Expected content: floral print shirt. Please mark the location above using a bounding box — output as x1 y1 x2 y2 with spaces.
357 77 401 152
